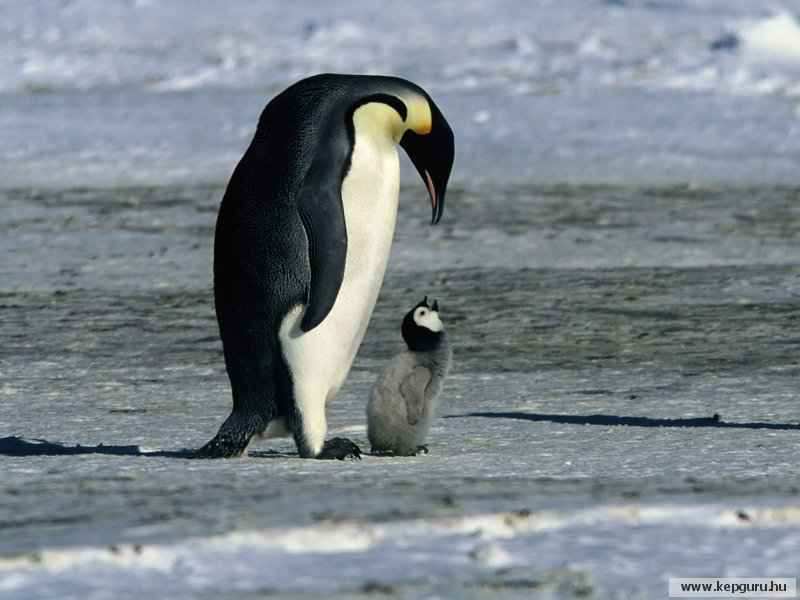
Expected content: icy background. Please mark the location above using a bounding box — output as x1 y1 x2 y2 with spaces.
2 0 800 188
2 1 800 599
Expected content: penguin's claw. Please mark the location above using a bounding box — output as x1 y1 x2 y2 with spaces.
195 435 248 459
370 449 395 457
368 446 428 457
196 412 265 458
317 437 362 460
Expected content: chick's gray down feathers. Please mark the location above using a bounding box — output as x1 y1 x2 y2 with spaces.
367 337 451 455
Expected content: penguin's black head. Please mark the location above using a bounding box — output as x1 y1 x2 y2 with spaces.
399 97 454 225
401 296 445 352
308 74 453 225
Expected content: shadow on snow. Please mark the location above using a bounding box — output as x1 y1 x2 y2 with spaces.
0 436 285 458
451 411 800 430
3 411 798 458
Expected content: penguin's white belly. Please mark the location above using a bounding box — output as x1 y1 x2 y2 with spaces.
279 131 400 404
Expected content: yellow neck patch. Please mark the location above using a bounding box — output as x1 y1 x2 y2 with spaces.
352 94 432 143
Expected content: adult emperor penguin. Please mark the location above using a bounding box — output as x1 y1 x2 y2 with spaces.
198 74 455 459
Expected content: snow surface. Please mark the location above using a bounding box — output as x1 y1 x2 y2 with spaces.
1 1 800 187
2 184 800 598
2 505 799 599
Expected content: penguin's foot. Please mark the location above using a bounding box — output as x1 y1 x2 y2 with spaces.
195 433 250 458
370 448 396 457
368 446 427 457
316 437 362 460
195 412 262 458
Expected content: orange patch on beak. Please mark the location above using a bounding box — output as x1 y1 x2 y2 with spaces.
424 169 437 215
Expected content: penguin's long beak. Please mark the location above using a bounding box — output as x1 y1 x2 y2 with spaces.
400 100 454 225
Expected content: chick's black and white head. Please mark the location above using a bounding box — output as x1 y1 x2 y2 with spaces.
402 297 444 352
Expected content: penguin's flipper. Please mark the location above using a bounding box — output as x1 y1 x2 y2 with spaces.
400 366 433 426
296 128 350 333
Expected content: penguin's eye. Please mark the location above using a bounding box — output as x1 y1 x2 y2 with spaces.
419 309 427 316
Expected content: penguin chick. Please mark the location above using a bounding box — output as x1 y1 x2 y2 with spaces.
367 297 452 456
